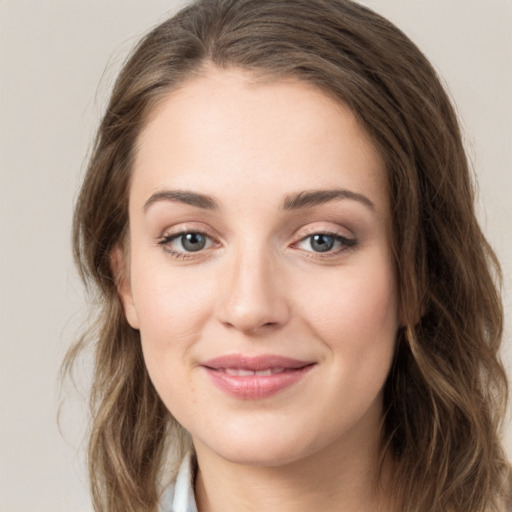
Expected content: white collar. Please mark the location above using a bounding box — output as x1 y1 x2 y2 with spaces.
160 452 198 512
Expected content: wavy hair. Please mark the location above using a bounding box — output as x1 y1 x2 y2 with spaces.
65 0 511 510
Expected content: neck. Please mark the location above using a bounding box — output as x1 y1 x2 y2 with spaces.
193 424 394 512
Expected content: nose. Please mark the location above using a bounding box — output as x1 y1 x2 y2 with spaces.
216 247 290 335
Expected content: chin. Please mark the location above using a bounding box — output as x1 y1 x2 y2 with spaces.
192 419 334 469
212 442 311 468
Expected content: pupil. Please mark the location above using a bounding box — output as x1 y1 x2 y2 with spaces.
182 233 206 252
311 234 334 253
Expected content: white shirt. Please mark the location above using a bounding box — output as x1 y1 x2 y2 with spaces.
159 452 198 512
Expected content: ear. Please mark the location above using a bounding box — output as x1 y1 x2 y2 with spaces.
110 246 140 329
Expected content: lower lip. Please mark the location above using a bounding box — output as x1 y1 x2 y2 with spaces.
202 366 314 400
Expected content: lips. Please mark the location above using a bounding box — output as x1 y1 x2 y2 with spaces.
224 368 287 376
201 355 315 400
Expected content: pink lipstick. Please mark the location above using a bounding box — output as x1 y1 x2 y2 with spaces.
201 355 315 400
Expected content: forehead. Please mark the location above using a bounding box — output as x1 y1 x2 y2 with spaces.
132 67 388 213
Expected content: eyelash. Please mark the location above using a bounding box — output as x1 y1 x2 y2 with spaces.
157 229 357 260
293 231 358 259
157 230 217 260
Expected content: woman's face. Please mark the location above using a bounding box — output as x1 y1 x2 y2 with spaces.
119 68 399 467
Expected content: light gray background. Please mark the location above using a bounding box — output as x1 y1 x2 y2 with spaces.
1 1 511 511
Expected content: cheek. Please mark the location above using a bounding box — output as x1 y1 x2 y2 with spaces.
128 259 213 389
298 258 398 362
132 269 206 421
130 257 213 339
309 269 396 329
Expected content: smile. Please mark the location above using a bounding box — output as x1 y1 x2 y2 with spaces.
201 355 315 400
223 368 287 376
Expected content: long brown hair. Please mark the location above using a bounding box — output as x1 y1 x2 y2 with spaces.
65 1 511 510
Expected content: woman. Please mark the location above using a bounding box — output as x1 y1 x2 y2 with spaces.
66 0 511 510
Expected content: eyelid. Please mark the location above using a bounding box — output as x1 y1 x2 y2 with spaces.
155 222 357 260
292 222 355 244
291 225 358 257
156 223 220 259
157 222 218 241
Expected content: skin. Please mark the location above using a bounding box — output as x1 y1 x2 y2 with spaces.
117 67 399 512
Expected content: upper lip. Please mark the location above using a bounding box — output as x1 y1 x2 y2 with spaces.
201 354 315 371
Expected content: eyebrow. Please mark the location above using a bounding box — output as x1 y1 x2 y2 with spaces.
143 190 219 211
143 187 375 213
282 188 375 211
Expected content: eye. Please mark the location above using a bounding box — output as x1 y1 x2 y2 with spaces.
158 231 215 255
178 232 208 252
296 233 357 254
